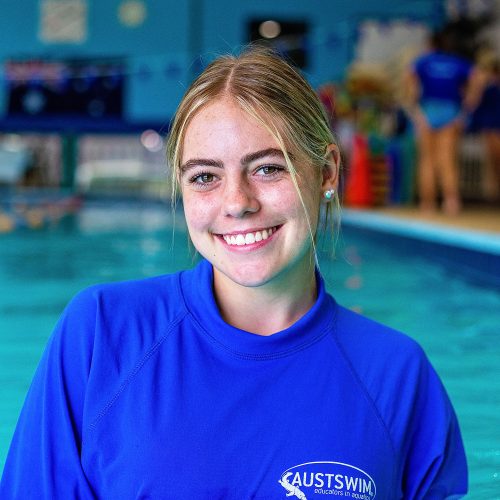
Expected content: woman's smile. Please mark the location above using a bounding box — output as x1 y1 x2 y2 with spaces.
216 225 281 248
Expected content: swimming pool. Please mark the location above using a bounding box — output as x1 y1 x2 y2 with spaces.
1 200 499 495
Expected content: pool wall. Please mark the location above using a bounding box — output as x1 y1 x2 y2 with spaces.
342 209 500 288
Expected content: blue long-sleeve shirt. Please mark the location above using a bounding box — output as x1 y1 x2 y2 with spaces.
1 259 468 498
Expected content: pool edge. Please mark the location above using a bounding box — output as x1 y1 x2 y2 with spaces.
341 209 500 256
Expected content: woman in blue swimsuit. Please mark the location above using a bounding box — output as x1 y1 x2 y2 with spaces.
407 30 473 214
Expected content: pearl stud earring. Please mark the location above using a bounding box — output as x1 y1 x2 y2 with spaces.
324 189 335 200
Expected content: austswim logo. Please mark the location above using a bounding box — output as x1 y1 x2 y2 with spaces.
279 461 376 499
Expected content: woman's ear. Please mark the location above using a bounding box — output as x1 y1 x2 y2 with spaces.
321 143 340 192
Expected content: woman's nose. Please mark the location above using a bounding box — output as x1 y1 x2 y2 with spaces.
222 178 260 218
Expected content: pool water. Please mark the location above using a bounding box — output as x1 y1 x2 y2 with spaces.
1 201 499 495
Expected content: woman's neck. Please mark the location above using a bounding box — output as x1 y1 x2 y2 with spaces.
212 268 317 336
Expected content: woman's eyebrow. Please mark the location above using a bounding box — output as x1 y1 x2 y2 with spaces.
180 148 294 173
180 158 223 173
241 148 294 165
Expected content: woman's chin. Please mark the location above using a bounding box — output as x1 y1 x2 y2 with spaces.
213 264 279 290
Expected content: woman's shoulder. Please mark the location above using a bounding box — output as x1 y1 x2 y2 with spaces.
51 270 191 392
55 270 190 357
69 270 187 315
331 305 436 407
332 305 453 445
334 304 424 360
413 50 436 69
414 51 472 71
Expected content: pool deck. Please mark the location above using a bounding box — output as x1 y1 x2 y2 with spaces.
342 204 500 256
369 205 500 235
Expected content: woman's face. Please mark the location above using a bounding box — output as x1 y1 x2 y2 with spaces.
180 98 330 292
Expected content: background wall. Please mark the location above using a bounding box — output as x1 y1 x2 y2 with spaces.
0 0 443 127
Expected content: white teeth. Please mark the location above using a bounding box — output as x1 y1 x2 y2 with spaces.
222 227 277 246
245 233 255 244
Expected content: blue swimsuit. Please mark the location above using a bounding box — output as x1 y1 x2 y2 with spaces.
414 51 472 129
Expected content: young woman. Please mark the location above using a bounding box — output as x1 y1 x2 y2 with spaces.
1 48 467 499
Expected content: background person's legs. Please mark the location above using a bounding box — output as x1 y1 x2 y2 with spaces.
435 123 462 215
482 131 500 201
416 123 438 212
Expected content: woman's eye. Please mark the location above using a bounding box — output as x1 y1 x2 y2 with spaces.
191 172 215 184
256 165 284 176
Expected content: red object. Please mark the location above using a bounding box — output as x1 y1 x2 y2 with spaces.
345 134 373 207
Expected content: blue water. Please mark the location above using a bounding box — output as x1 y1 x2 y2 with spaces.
1 201 499 496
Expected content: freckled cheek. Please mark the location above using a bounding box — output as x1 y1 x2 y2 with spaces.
267 188 318 220
183 194 219 232
264 185 296 206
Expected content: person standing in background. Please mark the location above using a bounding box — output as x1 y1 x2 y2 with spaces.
406 29 474 215
467 48 500 202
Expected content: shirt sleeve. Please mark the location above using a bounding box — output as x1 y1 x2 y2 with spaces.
402 351 468 499
0 289 98 499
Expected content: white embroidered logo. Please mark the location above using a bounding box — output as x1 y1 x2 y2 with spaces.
279 461 376 499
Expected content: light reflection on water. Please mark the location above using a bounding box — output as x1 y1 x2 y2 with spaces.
1 201 499 494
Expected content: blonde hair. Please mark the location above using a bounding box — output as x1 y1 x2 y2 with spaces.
166 46 341 247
